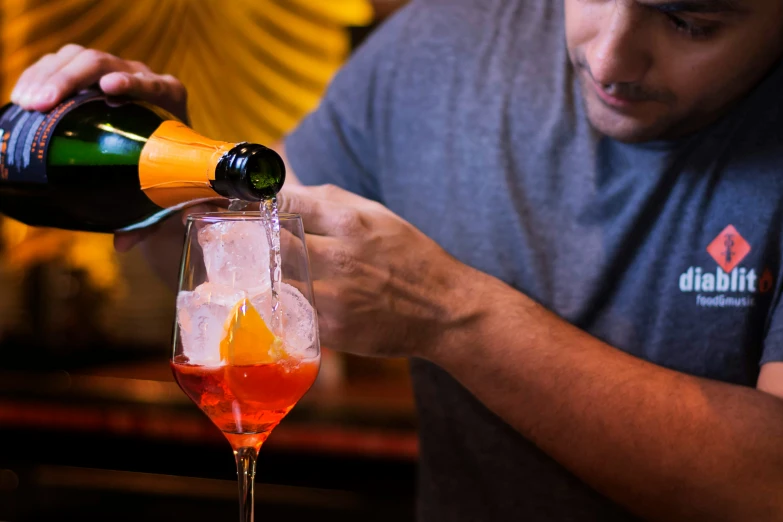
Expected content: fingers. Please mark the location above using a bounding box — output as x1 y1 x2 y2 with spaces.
279 226 308 270
100 71 188 120
11 44 85 108
14 47 139 112
114 230 148 253
304 183 374 206
37 49 140 110
278 188 336 235
10 45 189 122
308 280 346 346
299 234 359 282
277 184 370 237
279 183 370 211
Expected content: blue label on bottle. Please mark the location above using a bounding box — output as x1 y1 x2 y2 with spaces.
0 90 106 183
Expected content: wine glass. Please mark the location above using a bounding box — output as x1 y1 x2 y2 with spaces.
170 211 320 522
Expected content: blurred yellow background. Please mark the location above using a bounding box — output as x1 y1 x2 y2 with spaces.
0 0 375 355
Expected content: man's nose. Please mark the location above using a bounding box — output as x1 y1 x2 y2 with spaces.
585 6 652 86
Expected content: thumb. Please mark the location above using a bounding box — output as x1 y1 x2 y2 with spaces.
277 186 343 236
276 185 330 216
114 230 147 253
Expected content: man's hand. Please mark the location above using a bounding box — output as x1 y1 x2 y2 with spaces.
11 44 189 121
11 44 225 287
279 185 783 522
9 45 303 288
278 184 474 358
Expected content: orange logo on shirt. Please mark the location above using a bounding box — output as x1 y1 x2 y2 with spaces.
680 224 774 307
706 225 750 274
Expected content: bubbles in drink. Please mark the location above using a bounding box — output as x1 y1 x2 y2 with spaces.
262 197 283 338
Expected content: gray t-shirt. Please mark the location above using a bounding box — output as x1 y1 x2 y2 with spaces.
285 0 783 519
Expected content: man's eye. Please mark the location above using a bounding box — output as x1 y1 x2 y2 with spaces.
666 14 718 39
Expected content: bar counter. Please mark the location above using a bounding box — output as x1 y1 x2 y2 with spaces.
0 354 418 521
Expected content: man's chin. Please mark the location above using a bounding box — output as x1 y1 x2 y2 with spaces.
582 93 670 143
588 119 658 144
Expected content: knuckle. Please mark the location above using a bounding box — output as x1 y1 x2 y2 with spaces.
317 183 342 198
160 73 180 85
46 72 71 91
80 48 109 68
58 43 84 55
79 48 102 61
334 210 362 233
15 68 33 83
148 77 164 94
122 72 140 88
329 247 358 275
161 75 187 97
38 53 57 64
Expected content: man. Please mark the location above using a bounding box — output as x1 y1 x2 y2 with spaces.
13 0 783 519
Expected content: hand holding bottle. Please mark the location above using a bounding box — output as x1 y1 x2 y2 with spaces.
11 44 189 123
5 45 290 290
6 44 196 288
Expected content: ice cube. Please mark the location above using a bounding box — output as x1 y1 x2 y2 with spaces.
177 282 246 366
250 283 317 356
198 220 271 294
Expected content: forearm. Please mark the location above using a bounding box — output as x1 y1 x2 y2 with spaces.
431 268 783 522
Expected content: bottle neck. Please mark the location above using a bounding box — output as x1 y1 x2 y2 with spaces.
138 122 284 209
213 143 286 201
138 121 232 208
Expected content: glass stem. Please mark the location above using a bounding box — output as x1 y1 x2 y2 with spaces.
235 446 258 522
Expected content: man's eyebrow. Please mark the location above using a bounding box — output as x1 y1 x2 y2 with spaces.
642 0 747 14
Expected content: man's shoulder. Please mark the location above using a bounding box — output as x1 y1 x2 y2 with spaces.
411 0 539 13
406 0 561 33
391 0 565 72
395 0 498 43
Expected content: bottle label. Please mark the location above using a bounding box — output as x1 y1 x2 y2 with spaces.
139 121 232 208
0 90 103 183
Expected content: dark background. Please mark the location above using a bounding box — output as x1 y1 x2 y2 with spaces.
0 2 418 521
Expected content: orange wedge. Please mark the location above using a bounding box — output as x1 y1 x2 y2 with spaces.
220 298 287 365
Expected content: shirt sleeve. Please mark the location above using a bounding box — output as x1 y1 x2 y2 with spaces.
761 298 783 366
284 3 419 202
757 253 783 366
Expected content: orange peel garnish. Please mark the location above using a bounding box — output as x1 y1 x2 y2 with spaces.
220 298 286 365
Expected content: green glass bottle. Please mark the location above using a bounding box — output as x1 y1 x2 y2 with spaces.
0 90 286 232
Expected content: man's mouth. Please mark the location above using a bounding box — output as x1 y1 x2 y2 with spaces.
588 75 645 110
575 59 673 112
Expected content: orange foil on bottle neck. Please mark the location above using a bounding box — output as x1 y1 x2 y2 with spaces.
138 121 233 208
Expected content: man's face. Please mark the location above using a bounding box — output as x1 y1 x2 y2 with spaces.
565 0 783 142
